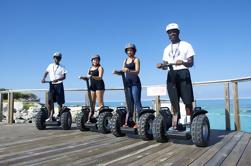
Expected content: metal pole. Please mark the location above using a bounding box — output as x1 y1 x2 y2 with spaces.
233 82 240 131
155 96 160 114
45 91 49 108
224 83 231 131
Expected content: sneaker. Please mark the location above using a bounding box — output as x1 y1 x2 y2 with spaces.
46 118 52 122
133 124 138 129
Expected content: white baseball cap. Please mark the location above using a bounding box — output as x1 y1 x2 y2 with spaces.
166 23 179 32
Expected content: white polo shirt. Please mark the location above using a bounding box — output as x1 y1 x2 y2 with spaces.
46 63 67 84
162 41 195 70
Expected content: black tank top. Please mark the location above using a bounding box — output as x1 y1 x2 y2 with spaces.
88 67 99 76
124 58 141 86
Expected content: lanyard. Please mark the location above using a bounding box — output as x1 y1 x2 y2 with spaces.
170 42 180 60
53 64 60 77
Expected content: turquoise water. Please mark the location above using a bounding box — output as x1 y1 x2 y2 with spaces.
65 99 251 132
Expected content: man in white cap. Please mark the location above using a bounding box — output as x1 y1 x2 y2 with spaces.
157 23 195 130
41 52 67 121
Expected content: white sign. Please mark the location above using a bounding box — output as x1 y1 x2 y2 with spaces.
147 86 167 96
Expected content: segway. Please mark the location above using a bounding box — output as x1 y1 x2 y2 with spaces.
111 70 155 140
35 81 72 130
76 76 114 133
153 63 210 147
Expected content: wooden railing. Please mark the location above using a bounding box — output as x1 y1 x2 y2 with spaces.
0 76 251 131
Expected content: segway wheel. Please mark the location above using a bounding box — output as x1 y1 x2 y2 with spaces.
191 114 210 147
35 109 47 130
61 111 72 130
76 111 89 131
97 112 113 134
111 112 125 137
138 113 155 140
152 114 169 143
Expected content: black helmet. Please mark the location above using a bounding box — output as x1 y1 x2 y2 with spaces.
91 54 100 61
124 43 136 53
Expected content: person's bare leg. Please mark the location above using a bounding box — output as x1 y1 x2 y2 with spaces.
185 104 193 124
47 103 54 121
88 91 96 122
96 90 104 109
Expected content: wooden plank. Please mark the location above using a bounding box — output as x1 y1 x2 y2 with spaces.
110 142 175 166
189 131 236 166
170 146 210 166
237 134 251 166
204 132 244 166
224 82 230 131
233 82 240 131
0 135 128 165
222 133 251 166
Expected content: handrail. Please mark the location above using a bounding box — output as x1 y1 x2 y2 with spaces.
1 76 251 93
0 75 251 130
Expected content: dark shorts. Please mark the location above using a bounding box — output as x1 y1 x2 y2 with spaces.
48 83 65 105
90 79 105 91
167 69 194 105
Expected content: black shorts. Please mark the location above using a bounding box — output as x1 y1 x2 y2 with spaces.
48 83 65 105
167 69 194 105
90 79 105 91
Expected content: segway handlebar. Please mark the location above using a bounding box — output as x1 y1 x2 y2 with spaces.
112 70 124 76
42 80 52 84
78 76 89 81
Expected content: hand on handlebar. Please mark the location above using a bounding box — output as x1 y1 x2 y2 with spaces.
156 63 163 69
122 68 129 73
175 60 183 65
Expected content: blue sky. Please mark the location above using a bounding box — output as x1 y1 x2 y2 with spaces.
1 0 251 101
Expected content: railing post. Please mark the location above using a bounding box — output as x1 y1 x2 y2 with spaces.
233 82 240 131
45 91 49 108
155 96 160 114
7 92 14 124
0 93 3 122
224 82 231 131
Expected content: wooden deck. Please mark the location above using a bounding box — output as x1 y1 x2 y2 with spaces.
0 123 250 166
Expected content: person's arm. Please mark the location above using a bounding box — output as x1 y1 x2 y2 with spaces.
53 73 66 83
127 58 140 75
175 56 194 67
41 71 49 83
91 67 104 80
122 59 129 73
156 60 168 70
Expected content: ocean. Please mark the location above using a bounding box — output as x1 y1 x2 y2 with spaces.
65 99 251 132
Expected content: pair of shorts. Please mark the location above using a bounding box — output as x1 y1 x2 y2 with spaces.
90 79 105 91
167 69 194 105
48 83 65 105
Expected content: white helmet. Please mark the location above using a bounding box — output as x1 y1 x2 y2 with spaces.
53 52 62 58
166 23 179 32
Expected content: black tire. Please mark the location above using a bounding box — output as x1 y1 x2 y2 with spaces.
35 109 47 130
61 111 72 130
97 112 113 134
191 114 210 147
152 114 170 143
76 111 89 131
138 113 155 140
111 112 125 137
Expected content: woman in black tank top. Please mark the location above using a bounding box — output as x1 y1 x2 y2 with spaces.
87 55 105 122
122 43 142 128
